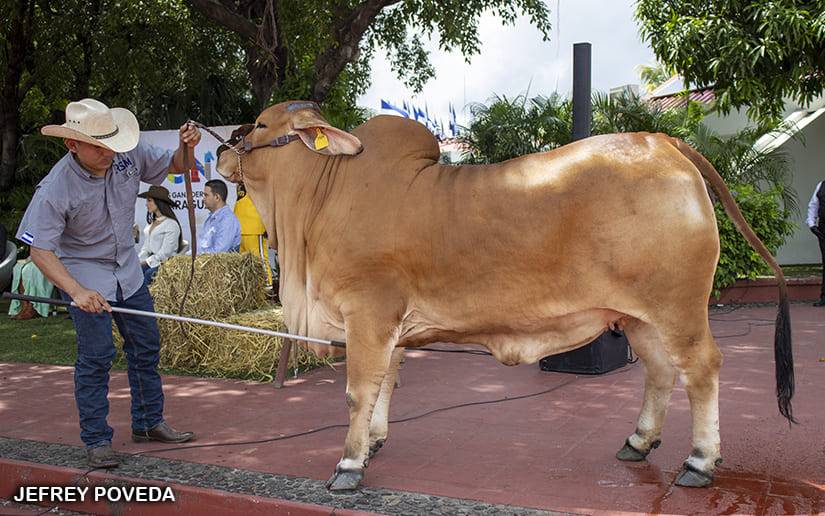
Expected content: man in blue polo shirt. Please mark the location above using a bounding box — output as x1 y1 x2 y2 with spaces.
198 179 241 254
17 99 199 468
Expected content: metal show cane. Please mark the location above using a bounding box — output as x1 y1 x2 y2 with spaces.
2 292 346 349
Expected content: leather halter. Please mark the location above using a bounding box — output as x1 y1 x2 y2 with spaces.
187 120 301 183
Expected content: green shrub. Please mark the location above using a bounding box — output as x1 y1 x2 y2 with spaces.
1 134 67 258
713 184 796 295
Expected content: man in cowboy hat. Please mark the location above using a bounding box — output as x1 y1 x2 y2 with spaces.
16 98 200 468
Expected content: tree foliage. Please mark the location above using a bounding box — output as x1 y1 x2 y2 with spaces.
635 61 674 92
0 0 257 232
1 0 555 236
189 0 552 108
460 93 571 164
636 0 825 122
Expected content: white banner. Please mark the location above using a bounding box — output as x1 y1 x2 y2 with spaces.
134 126 240 250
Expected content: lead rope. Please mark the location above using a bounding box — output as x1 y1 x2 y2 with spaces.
178 126 198 335
186 119 244 183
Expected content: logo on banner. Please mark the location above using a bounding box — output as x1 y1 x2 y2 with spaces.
167 159 210 184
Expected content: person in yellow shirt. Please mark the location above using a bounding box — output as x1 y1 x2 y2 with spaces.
234 183 276 291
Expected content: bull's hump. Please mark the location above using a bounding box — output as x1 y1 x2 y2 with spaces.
353 116 440 163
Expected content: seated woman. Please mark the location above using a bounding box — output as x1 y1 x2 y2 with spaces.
137 186 183 286
8 258 54 320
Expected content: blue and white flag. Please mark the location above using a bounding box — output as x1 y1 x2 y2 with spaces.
380 99 409 118
449 103 458 137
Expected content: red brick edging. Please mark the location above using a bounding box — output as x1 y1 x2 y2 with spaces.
711 276 821 304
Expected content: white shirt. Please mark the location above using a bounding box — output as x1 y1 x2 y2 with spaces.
138 217 181 268
806 181 823 228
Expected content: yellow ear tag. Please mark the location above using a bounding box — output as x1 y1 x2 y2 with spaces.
314 128 329 150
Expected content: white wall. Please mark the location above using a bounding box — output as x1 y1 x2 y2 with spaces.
702 103 825 265
702 108 754 137
775 114 825 264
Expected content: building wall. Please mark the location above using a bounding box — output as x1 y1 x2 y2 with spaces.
702 108 754 136
702 105 825 265
775 113 825 264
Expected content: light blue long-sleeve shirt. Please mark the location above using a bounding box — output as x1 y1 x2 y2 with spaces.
198 205 241 254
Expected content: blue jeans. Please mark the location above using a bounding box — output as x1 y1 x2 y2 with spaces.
141 263 159 286
63 284 164 448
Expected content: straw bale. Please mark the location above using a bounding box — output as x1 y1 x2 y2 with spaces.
115 253 265 368
150 253 267 318
113 253 332 380
192 307 331 381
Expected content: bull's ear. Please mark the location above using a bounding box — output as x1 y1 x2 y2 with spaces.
291 110 362 156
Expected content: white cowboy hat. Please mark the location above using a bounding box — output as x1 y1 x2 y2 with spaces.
41 98 140 153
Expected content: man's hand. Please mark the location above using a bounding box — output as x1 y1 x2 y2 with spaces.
811 226 824 239
70 287 112 314
179 123 201 149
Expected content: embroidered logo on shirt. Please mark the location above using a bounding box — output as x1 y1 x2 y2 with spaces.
20 231 34 245
113 156 137 176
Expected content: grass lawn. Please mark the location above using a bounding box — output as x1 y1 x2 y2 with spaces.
0 299 321 380
0 299 216 377
0 299 77 365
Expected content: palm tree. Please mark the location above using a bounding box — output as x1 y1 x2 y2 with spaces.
458 93 571 164
687 124 798 213
591 91 701 138
458 89 797 213
636 62 674 93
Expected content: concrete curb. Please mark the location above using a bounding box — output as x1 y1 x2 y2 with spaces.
1 458 371 516
0 437 566 516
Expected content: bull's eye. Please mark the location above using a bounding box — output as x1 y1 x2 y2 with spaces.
256 122 267 129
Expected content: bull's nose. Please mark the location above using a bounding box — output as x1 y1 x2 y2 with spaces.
215 161 232 180
215 163 239 183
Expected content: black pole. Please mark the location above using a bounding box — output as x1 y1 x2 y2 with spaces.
572 42 592 141
2 291 71 307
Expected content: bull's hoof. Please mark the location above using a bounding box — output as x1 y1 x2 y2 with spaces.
674 463 714 488
616 442 647 461
326 468 364 492
616 438 659 461
368 439 386 458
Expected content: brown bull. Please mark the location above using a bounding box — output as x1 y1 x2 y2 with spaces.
216 101 794 491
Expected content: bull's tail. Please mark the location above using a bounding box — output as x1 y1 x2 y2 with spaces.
667 136 795 424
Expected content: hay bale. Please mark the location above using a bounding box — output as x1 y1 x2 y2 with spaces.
114 253 332 380
150 253 267 318
192 307 331 382
150 252 268 369
114 252 269 370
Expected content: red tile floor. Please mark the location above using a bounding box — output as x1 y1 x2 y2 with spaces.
1 304 823 514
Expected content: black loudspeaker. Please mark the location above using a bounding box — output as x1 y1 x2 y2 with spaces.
539 331 629 375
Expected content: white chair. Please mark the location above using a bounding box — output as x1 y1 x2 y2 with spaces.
0 241 17 292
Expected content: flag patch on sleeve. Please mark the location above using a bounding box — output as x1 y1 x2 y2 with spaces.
20 231 34 245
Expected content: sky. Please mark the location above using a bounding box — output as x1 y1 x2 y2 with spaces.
357 0 657 127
